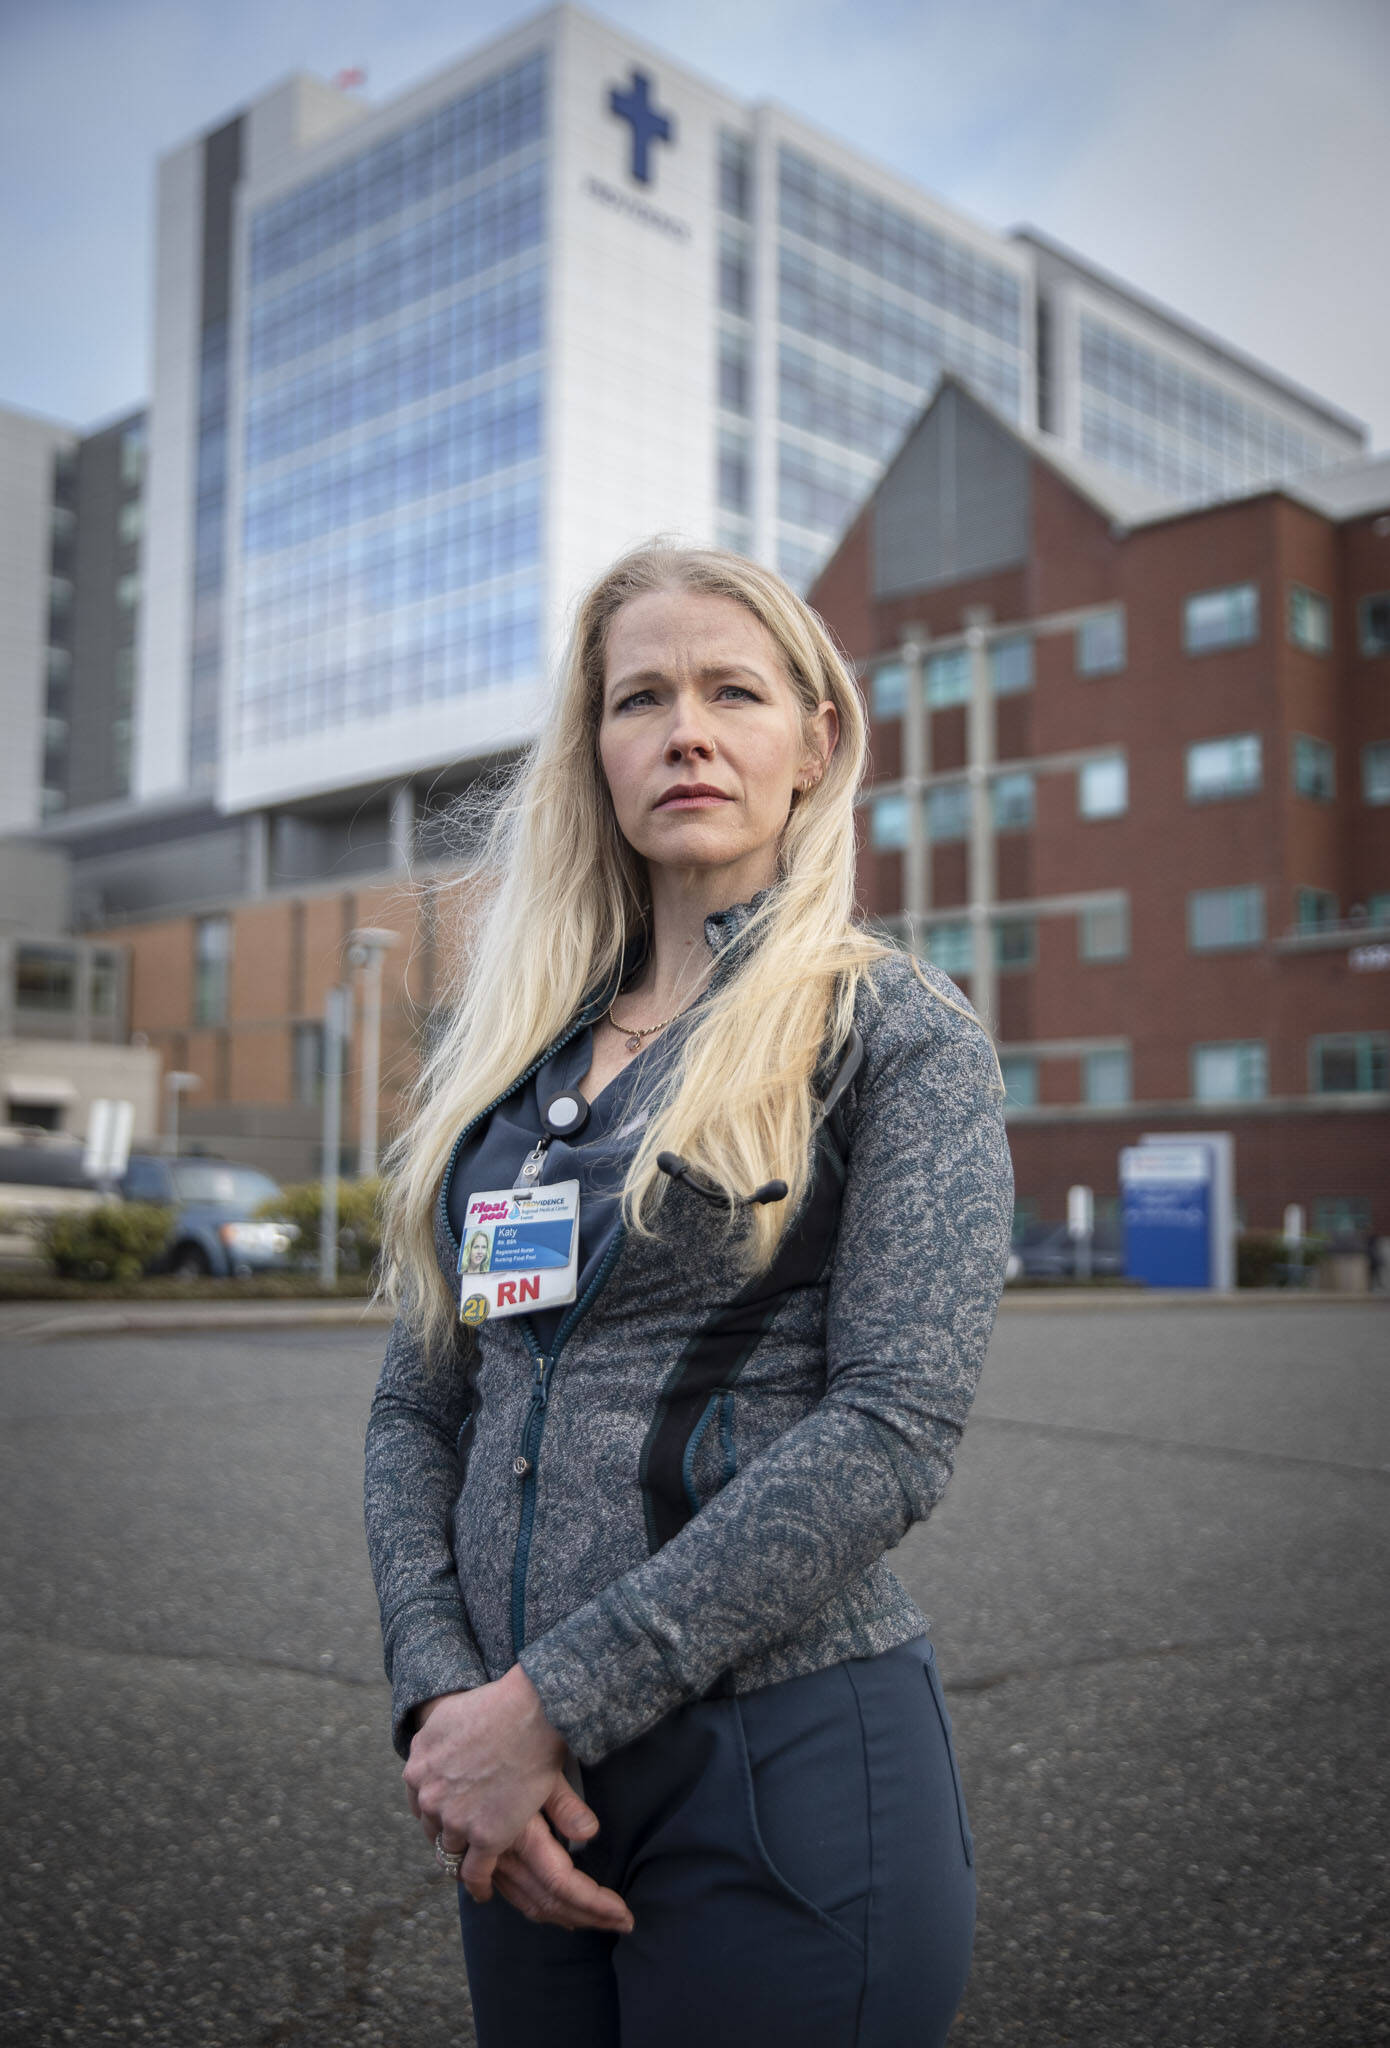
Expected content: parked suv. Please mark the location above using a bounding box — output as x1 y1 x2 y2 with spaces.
120 1155 298 1277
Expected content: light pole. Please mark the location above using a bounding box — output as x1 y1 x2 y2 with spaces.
319 985 350 1287
164 1071 200 1157
346 927 400 1179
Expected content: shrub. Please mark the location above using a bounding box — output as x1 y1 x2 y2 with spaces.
256 1176 384 1274
41 1202 173 1282
1236 1230 1326 1288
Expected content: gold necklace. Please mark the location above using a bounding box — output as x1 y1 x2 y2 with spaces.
606 963 713 1053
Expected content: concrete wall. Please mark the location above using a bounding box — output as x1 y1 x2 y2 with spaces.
0 1037 160 1143
0 405 76 833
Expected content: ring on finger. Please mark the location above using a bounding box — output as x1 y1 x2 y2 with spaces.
434 1831 465 1879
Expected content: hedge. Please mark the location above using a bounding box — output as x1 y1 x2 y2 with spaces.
255 1176 384 1274
41 1202 174 1282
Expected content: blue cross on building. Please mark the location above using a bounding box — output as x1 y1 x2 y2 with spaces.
608 69 674 186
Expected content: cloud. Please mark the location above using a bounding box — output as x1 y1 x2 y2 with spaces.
0 0 1385 445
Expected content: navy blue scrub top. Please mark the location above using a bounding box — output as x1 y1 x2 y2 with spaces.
444 1011 694 1354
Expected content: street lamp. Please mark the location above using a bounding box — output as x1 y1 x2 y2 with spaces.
346 927 400 1179
164 1071 200 1157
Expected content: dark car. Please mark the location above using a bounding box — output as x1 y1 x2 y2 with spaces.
119 1155 298 1277
1011 1219 1127 1282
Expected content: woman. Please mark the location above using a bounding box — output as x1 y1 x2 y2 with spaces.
364 543 1013 2047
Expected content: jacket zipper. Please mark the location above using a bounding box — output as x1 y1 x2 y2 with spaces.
509 1226 627 1656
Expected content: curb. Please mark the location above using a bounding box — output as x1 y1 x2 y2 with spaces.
997 1288 1386 1312
0 1301 394 1343
1 1290 1385 1342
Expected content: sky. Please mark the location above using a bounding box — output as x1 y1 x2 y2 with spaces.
1 0 1387 447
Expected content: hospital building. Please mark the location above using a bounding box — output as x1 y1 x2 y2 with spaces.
10 0 1366 920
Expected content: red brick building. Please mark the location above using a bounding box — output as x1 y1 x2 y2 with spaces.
811 379 1390 1238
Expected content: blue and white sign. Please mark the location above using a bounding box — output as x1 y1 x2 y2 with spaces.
1121 1145 1213 1288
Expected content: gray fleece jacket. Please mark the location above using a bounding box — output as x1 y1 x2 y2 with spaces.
363 900 1013 1767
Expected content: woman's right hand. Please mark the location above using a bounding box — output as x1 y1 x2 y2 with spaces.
411 1684 633 1934
487 1790 634 1934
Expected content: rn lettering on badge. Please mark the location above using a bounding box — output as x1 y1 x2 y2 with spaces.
495 1276 542 1306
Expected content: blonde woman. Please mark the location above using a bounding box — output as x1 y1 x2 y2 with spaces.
364 543 1013 2047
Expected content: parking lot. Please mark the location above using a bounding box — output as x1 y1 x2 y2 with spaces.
1 1300 1386 2046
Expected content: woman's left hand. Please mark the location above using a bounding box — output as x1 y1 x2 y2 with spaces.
403 1664 588 1898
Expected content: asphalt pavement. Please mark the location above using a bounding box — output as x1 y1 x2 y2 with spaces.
0 1304 1385 2046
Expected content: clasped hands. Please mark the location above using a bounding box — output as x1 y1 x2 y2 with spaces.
403 1663 634 1934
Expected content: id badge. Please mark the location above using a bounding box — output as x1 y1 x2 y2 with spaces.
458 1179 580 1325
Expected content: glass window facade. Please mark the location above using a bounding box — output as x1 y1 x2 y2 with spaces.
772 144 1027 588
1186 733 1261 801
926 782 970 841
1188 885 1264 951
718 132 752 222
15 945 77 1012
718 428 753 516
1363 742 1390 805
193 916 232 1027
991 770 1034 831
926 923 972 977
926 648 970 707
1079 899 1130 961
1294 887 1338 931
870 661 906 717
1291 734 1336 801
1192 1041 1267 1102
990 636 1033 697
1078 312 1339 501
1084 1049 1131 1106
1360 594 1390 656
238 55 547 751
1309 1034 1388 1094
995 918 1036 971
1078 755 1127 819
1288 585 1331 653
998 1053 1038 1106
1184 583 1259 653
1076 607 1126 676
869 793 909 849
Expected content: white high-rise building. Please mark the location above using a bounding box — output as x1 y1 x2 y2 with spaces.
54 3 1367 913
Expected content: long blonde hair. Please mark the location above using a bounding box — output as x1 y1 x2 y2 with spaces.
382 541 896 1358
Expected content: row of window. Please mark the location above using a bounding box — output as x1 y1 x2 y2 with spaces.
241 475 539 642
869 587 1389 714
777 244 1024 427
233 578 541 750
1078 313 1336 489
777 146 1023 347
244 265 544 471
926 904 1128 974
873 716 1387 813
247 160 545 378
996 1035 1389 1110
10 945 123 1017
250 54 546 286
868 755 1128 847
913 889 1390 975
241 373 541 558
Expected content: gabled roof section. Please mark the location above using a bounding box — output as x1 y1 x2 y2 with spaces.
858 375 1174 602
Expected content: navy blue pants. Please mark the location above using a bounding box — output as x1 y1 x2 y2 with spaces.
458 1637 976 2047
